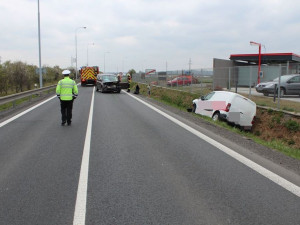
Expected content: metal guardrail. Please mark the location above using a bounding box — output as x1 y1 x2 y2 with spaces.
0 85 56 106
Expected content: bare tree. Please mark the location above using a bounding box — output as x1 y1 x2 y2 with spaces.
10 61 27 92
0 64 9 95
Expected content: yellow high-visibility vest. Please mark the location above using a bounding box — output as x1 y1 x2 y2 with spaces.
56 77 78 101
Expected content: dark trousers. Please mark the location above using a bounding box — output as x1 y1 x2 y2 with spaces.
60 100 73 123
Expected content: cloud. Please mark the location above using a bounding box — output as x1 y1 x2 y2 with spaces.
0 0 300 72
113 36 139 46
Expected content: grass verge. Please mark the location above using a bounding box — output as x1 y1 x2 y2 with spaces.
0 87 56 112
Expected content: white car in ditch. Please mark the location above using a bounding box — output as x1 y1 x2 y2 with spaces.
192 91 256 130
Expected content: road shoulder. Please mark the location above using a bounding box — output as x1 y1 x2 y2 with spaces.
131 93 300 184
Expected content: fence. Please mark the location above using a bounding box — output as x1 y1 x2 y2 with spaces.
132 62 300 97
132 69 214 96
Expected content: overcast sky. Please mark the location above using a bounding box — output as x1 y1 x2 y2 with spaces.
0 0 299 72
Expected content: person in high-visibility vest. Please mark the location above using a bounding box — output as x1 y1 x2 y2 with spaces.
127 73 131 92
56 70 78 126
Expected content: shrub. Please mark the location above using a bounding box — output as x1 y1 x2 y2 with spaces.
254 131 261 136
267 108 274 114
271 115 282 124
284 119 299 132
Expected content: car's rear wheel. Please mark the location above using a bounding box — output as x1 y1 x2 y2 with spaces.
280 88 285 97
276 88 285 97
212 112 220 121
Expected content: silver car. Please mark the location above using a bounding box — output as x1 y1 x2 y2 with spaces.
255 74 300 97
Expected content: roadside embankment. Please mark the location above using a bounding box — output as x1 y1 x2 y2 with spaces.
132 82 300 160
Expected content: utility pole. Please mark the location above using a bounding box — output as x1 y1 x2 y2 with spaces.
189 58 192 74
166 61 168 72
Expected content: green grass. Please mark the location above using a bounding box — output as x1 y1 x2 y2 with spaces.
0 95 39 111
243 94 300 114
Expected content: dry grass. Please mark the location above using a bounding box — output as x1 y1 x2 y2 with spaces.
246 95 300 113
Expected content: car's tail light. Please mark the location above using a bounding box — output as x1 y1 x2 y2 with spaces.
251 116 256 125
225 103 231 112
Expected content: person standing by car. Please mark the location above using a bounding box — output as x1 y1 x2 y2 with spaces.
117 73 121 82
56 70 78 126
127 73 131 92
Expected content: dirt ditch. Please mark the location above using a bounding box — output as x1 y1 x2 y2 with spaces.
252 108 300 150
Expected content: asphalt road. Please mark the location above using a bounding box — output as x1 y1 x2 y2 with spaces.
0 86 299 225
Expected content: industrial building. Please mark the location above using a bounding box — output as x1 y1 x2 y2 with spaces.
213 53 300 89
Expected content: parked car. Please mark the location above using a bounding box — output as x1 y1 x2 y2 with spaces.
167 76 197 86
96 74 129 93
192 91 256 130
255 74 300 96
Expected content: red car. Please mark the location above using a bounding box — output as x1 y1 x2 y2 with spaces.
167 76 197 86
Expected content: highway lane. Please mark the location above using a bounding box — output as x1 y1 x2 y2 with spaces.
0 86 299 224
0 87 93 225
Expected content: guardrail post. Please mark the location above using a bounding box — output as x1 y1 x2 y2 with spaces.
277 65 281 110
273 84 277 102
249 66 252 97
228 68 231 90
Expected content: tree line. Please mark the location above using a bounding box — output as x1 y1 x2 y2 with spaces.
0 60 137 96
0 61 75 96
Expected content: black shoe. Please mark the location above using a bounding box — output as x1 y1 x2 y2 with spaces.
61 121 66 126
67 121 71 126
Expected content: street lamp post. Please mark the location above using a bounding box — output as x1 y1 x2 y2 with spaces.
87 43 94 66
250 41 262 84
75 26 87 79
37 0 42 88
104 51 110 73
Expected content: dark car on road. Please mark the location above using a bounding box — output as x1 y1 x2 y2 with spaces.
96 74 127 93
255 74 300 97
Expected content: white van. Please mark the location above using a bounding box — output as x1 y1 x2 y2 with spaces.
192 91 256 130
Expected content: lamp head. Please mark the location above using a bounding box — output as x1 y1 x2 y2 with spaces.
250 41 260 46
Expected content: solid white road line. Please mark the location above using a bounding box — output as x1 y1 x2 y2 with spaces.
73 87 94 225
0 96 57 128
125 92 300 198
